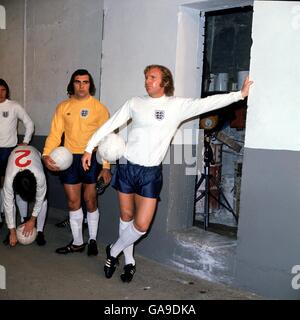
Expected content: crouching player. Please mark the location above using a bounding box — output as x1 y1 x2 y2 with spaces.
3 145 47 246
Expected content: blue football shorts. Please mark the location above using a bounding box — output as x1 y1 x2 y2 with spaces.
0 146 15 176
111 160 162 199
60 152 101 184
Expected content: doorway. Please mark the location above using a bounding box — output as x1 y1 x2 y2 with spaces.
194 5 253 237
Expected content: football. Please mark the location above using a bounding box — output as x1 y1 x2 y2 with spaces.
16 224 37 245
49 146 73 171
97 133 126 162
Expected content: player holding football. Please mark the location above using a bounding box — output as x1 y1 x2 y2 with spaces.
3 145 47 247
42 69 111 256
82 65 253 282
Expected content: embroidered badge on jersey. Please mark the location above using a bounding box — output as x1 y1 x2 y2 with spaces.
80 109 89 118
2 111 9 118
154 110 165 120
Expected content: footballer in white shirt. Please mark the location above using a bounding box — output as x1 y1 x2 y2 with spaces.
82 65 253 282
3 145 47 247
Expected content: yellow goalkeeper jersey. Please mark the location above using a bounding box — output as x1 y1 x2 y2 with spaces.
43 96 110 168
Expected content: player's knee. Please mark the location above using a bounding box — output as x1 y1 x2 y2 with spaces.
120 209 134 222
84 197 97 212
67 199 81 211
133 221 148 233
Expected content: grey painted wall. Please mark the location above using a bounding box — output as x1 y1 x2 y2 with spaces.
234 1 300 299
0 0 25 104
25 0 104 136
0 0 104 136
1 0 104 211
236 148 300 299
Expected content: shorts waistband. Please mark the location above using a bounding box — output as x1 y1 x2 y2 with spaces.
120 157 161 169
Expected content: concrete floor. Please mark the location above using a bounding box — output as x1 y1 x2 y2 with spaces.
0 208 261 300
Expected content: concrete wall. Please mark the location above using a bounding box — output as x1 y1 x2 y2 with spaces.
0 0 104 136
2 0 300 299
25 0 105 136
236 149 300 299
1 0 105 209
0 0 25 104
235 1 300 299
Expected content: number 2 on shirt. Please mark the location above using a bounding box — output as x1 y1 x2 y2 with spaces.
15 150 32 168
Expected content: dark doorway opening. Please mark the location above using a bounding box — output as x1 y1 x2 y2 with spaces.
194 6 253 237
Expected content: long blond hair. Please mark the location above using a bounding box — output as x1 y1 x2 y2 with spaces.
144 65 174 96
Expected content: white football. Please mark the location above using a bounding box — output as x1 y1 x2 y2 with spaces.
16 224 37 245
97 133 126 162
49 146 73 171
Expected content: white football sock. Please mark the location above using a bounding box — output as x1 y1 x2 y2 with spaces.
87 209 99 241
16 194 28 223
37 199 47 232
69 208 84 246
110 220 145 258
119 219 135 266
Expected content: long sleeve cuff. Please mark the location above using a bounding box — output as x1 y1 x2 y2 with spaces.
237 90 244 100
85 145 95 154
32 211 39 218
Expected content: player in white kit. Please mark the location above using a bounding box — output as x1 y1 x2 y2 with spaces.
0 78 34 229
3 145 47 247
82 65 253 282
